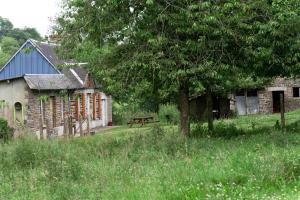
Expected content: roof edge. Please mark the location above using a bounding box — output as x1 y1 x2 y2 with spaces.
0 39 32 74
29 39 62 74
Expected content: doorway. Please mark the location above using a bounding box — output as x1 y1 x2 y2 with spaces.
272 91 284 113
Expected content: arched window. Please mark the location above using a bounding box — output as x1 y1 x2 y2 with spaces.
14 102 23 123
14 102 22 112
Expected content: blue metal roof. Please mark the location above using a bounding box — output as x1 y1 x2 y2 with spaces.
0 40 61 80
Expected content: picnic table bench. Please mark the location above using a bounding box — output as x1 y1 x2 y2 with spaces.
127 116 159 127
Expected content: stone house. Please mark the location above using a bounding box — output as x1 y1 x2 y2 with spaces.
0 39 112 137
234 77 300 115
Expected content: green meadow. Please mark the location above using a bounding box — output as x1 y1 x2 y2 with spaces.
1 110 300 200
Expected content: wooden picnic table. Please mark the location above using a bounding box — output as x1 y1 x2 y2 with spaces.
127 116 156 127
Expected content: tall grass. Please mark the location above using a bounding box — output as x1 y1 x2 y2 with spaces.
0 111 300 199
158 104 180 124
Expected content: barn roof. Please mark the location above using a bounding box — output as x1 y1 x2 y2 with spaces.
24 74 78 90
30 40 65 66
0 39 103 90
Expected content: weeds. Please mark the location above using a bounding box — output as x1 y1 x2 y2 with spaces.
158 104 180 124
0 118 13 143
0 112 300 199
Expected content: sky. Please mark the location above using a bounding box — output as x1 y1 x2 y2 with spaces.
0 0 62 36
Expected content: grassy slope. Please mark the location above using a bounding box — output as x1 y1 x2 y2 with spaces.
0 111 300 199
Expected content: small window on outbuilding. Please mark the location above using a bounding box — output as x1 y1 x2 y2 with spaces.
293 87 300 97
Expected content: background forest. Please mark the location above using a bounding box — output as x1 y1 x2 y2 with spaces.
0 16 41 66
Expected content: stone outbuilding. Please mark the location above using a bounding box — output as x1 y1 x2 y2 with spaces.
234 77 300 115
190 77 300 119
0 39 112 137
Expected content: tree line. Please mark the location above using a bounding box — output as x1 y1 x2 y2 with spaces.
54 0 300 136
0 16 42 66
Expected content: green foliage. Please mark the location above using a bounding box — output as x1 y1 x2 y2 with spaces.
112 101 156 125
14 137 40 168
22 46 33 55
0 51 9 67
0 118 13 143
38 95 49 102
0 36 19 66
1 36 18 54
112 102 129 125
1 110 300 199
55 0 300 134
158 104 179 125
0 16 42 67
191 121 246 138
0 17 13 37
55 0 300 94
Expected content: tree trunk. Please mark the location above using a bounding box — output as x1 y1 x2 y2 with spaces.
207 89 214 131
179 85 190 136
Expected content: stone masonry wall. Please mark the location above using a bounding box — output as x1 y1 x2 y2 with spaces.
26 89 106 132
26 90 67 131
258 77 300 114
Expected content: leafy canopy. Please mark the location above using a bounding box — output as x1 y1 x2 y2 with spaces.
54 0 300 135
56 0 299 97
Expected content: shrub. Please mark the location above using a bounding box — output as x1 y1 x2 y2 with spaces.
112 102 155 125
150 123 165 140
190 123 209 137
0 118 13 143
112 102 127 125
213 121 245 138
158 104 180 124
191 121 245 138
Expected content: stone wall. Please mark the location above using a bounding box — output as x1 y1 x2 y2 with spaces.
26 89 109 133
26 90 68 131
258 77 300 113
258 89 273 113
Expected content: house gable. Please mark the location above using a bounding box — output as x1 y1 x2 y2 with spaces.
0 40 61 80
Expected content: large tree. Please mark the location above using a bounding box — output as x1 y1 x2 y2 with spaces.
55 0 300 135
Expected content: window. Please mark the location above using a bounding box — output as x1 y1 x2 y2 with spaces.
236 89 258 97
293 87 300 97
14 102 23 123
247 89 258 97
15 102 22 111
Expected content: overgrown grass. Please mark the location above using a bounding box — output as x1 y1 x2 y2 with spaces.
0 111 300 199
